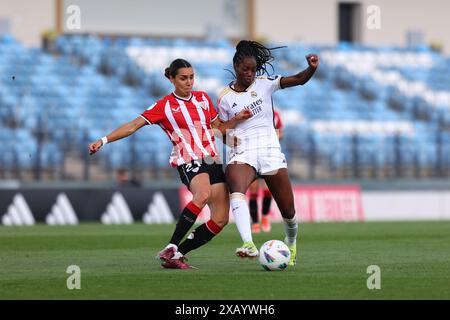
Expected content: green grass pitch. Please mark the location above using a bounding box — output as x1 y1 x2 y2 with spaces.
0 221 449 299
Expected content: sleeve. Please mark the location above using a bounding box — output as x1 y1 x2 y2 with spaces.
203 92 219 122
264 74 283 94
217 97 230 122
140 101 164 125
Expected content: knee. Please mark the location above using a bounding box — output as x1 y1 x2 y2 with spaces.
225 173 241 193
249 183 258 194
225 177 237 193
192 190 211 208
226 179 246 194
213 216 229 228
280 206 296 219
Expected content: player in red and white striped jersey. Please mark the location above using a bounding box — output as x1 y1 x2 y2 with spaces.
89 59 251 269
140 90 220 167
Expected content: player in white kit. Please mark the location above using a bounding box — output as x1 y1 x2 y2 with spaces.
217 40 319 265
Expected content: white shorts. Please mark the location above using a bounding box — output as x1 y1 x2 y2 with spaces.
227 148 288 175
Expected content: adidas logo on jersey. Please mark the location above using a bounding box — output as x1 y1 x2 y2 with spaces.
232 103 238 108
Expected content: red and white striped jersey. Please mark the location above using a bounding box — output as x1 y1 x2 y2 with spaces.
140 91 219 167
273 109 283 130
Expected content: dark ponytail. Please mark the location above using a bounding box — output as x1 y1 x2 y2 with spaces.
164 58 192 79
232 40 286 76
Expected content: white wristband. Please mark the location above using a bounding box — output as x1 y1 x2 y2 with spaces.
101 136 108 146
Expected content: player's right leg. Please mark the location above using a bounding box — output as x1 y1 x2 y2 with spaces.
226 162 259 258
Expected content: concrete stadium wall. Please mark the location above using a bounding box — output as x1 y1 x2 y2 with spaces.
0 0 54 47
254 0 450 55
60 0 248 38
3 0 449 54
363 191 450 221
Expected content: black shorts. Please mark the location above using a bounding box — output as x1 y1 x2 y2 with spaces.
177 159 226 189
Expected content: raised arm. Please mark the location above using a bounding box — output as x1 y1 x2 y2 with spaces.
88 116 147 155
280 54 319 88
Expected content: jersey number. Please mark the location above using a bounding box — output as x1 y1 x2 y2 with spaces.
186 161 201 173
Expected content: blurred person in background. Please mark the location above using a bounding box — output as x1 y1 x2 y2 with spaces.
115 168 141 187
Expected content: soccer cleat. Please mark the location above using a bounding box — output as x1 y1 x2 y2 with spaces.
235 241 259 258
261 216 271 232
284 238 297 266
157 245 176 262
161 256 195 270
251 223 261 234
161 258 190 269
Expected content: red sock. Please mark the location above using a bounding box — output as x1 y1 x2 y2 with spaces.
206 219 223 235
263 189 272 198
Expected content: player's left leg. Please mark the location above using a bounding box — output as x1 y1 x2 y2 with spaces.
159 171 213 269
177 182 229 256
263 168 298 266
158 172 211 261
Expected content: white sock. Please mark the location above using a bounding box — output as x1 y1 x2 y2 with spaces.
283 216 298 245
171 251 183 260
166 243 178 250
230 192 253 243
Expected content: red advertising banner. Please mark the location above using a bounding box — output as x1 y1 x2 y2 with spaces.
179 185 365 223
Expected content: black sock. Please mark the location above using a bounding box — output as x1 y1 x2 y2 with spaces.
262 196 272 216
178 220 221 255
169 202 201 246
249 198 258 223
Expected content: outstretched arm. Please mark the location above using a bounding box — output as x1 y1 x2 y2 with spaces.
212 109 253 135
88 116 147 155
211 109 253 147
280 54 319 88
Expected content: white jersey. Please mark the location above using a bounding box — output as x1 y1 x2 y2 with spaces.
217 75 282 152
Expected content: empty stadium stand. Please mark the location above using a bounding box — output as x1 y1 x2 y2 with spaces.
1 33 450 181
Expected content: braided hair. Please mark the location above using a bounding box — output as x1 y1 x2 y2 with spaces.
231 40 286 77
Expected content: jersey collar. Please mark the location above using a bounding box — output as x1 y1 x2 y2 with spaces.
172 92 193 102
229 80 255 93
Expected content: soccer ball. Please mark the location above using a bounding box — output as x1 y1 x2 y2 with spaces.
259 240 291 271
